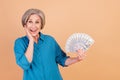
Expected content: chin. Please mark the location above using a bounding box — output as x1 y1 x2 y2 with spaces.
31 33 39 37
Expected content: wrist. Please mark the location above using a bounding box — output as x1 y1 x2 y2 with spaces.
29 39 34 44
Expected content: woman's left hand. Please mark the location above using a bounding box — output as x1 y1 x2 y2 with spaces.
76 49 86 61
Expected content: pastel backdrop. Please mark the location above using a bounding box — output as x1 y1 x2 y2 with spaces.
0 0 120 80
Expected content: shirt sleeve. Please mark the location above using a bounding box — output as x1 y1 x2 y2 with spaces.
54 39 69 67
14 38 30 70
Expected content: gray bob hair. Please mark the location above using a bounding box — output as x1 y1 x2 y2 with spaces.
22 8 45 29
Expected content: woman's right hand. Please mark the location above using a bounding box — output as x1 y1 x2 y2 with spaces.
24 26 34 42
24 26 34 63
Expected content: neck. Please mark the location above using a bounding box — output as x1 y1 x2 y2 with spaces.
33 34 39 43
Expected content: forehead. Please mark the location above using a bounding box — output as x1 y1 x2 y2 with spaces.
28 14 41 20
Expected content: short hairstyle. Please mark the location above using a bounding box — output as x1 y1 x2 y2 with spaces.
22 8 45 29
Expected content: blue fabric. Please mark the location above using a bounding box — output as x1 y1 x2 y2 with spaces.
14 33 69 80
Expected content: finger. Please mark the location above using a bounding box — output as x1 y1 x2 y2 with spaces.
78 55 84 60
78 52 86 59
77 49 85 54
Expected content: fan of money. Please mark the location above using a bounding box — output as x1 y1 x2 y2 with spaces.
65 33 95 53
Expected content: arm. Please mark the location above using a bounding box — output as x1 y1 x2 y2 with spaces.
14 27 34 70
24 26 34 63
54 37 86 67
25 40 34 63
14 39 31 70
65 49 86 66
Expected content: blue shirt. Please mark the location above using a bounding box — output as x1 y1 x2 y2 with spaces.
14 33 69 80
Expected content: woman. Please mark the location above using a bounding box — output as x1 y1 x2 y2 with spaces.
14 8 86 80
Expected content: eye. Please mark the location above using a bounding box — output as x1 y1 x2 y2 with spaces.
35 21 40 24
28 20 33 23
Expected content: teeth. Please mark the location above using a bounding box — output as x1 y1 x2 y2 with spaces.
30 29 37 32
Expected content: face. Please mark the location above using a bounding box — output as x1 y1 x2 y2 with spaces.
25 14 41 37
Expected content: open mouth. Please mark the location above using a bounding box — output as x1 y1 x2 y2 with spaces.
29 29 38 33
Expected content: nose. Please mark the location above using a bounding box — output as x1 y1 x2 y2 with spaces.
31 22 36 27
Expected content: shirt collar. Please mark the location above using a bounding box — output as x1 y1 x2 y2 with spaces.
24 32 44 41
39 32 44 41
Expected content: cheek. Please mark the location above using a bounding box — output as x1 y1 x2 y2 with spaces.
25 24 31 28
37 24 41 29
26 26 31 30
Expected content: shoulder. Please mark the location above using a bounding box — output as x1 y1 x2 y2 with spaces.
43 33 56 41
14 36 27 44
42 33 59 46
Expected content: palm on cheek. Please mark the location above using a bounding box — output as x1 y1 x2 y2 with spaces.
24 26 34 41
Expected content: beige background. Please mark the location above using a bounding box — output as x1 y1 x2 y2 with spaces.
0 0 120 80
